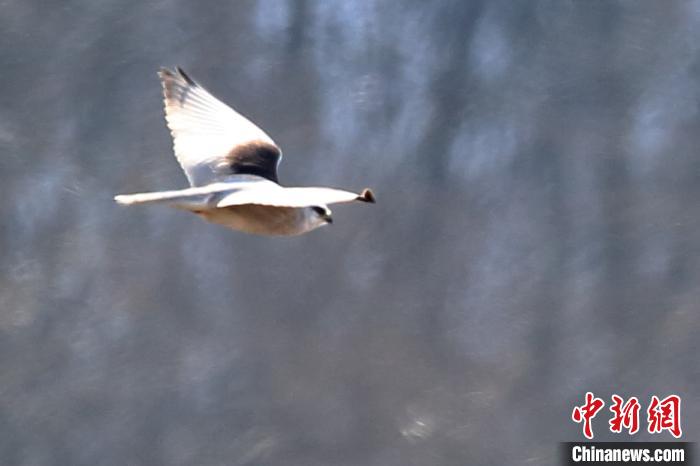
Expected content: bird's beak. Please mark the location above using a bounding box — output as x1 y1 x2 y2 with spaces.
323 214 333 224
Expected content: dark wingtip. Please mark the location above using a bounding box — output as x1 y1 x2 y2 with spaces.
158 67 176 79
357 188 376 203
176 66 196 85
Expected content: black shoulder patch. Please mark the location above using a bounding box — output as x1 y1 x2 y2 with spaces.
225 141 282 183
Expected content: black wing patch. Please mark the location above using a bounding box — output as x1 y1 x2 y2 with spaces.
224 141 281 183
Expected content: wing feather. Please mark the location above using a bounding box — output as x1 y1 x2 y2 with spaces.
217 186 369 208
159 67 282 186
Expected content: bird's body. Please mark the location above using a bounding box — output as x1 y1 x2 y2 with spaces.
197 202 317 236
115 67 374 236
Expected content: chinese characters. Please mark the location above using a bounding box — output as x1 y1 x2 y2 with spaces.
571 393 681 439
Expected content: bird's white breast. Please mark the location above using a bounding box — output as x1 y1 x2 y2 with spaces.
197 204 322 236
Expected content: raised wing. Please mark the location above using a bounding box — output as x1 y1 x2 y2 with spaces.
217 186 375 208
159 67 282 186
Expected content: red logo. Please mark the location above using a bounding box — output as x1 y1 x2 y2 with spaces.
609 394 640 435
572 392 605 439
572 393 682 439
647 395 682 438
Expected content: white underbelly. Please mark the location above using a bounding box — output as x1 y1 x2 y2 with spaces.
197 205 314 236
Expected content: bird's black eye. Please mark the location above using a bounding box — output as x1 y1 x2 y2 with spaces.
312 206 326 216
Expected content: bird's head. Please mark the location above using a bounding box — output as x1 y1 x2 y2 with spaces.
311 205 333 225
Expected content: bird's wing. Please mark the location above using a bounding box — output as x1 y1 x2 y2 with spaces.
159 67 282 186
217 186 372 208
114 182 242 210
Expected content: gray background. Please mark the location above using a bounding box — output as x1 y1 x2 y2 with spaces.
1 1 699 464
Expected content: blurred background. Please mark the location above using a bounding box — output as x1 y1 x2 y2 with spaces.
1 0 699 464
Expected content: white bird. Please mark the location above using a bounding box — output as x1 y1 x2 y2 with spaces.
115 67 375 236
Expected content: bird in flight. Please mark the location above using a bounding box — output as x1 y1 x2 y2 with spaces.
115 67 375 236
